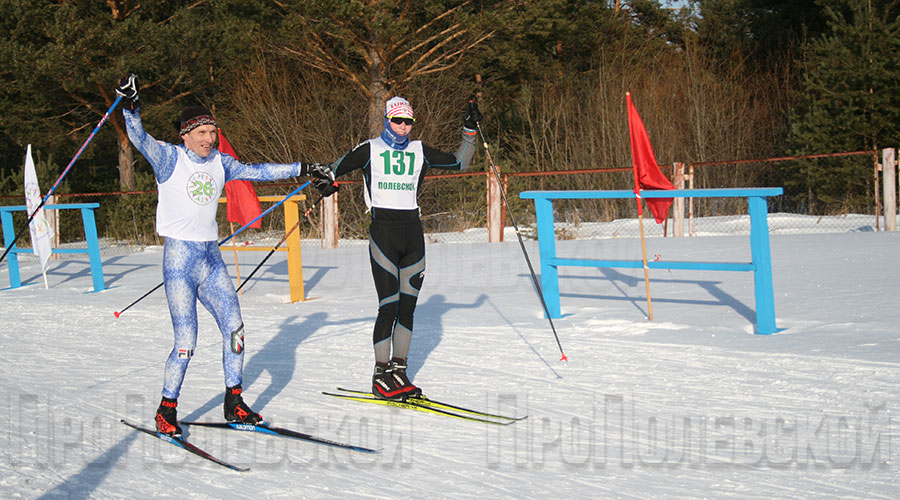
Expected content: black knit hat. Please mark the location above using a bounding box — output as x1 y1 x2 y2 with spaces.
179 105 216 136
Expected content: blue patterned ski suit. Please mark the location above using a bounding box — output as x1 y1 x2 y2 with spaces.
125 108 307 399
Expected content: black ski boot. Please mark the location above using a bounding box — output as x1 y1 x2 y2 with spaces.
372 362 406 401
388 357 422 398
155 396 182 436
224 385 263 425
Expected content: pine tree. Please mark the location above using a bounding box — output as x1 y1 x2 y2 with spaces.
0 0 270 191
788 0 900 213
273 0 494 137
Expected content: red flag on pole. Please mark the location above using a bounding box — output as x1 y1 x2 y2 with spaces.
218 129 261 228
626 93 673 224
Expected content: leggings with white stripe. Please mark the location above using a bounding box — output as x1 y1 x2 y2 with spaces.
368 211 425 364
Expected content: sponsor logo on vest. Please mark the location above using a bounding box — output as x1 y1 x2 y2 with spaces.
186 171 217 205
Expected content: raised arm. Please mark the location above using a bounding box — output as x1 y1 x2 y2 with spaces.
423 101 481 171
117 74 179 184
123 107 179 184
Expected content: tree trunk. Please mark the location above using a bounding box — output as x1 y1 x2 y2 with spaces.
368 40 388 137
110 112 136 191
117 134 136 191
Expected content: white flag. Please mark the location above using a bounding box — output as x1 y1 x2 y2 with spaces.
24 144 53 274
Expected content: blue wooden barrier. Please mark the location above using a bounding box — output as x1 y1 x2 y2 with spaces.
1 203 104 292
519 188 783 334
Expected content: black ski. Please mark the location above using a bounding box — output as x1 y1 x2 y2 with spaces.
336 387 526 422
179 421 378 454
121 419 249 472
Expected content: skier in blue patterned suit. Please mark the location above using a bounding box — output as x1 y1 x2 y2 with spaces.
319 96 482 401
115 74 333 435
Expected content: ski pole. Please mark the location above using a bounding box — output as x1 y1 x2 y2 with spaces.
235 194 324 295
218 181 310 247
2 95 123 265
113 282 163 318
114 181 311 318
475 119 568 362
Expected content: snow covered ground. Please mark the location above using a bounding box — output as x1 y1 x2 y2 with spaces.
1 217 898 499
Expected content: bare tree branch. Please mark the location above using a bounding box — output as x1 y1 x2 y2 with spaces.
278 42 371 97
105 0 142 21
156 0 207 25
394 0 474 51
397 30 493 85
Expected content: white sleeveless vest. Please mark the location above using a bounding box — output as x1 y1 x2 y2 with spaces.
156 148 225 241
365 137 425 210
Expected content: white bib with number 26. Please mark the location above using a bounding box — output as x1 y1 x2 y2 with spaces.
156 147 225 241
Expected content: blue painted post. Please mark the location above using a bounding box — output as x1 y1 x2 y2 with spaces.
748 195 776 334
81 206 105 292
533 197 562 318
521 188 782 333
1 209 22 288
2 203 103 291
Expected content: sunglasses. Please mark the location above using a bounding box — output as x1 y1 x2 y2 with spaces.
389 116 415 126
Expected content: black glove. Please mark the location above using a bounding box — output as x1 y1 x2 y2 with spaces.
116 74 138 101
314 178 339 198
463 100 483 130
115 74 139 111
306 162 335 182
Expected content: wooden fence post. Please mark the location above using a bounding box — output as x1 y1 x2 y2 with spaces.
487 167 501 243
322 191 338 248
672 162 685 237
48 194 59 260
501 175 508 242
284 197 306 302
688 164 695 236
884 148 897 231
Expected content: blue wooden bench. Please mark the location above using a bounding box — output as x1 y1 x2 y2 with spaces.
1 203 104 292
519 188 783 334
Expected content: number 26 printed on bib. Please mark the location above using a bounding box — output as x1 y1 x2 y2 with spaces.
186 171 217 205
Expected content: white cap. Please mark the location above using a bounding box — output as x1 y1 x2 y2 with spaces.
385 96 414 119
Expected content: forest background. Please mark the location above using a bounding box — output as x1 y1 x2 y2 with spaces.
1 0 899 243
